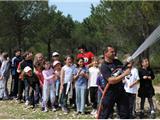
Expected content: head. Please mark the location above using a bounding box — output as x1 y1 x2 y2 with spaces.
52 52 60 61
34 53 44 65
98 55 104 68
44 61 51 70
92 57 99 67
2 52 8 60
64 55 74 66
53 60 61 71
78 44 87 54
23 51 33 60
14 48 21 57
104 45 116 62
24 66 32 77
141 58 149 68
77 58 85 68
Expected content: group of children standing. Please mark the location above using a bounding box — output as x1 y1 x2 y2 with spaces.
0 47 156 118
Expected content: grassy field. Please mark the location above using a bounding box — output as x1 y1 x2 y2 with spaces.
0 74 159 119
0 99 95 119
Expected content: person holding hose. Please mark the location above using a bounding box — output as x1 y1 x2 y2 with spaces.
97 45 131 119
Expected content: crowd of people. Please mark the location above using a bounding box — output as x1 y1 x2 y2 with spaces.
0 45 156 119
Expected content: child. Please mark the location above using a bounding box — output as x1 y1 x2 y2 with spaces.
34 62 44 101
53 60 61 108
138 58 155 118
42 61 57 112
73 58 89 115
0 61 3 99
23 66 40 108
123 61 140 118
88 57 100 115
60 55 75 114
0 52 10 100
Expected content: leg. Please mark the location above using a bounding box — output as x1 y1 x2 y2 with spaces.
75 86 81 112
140 97 145 111
50 84 55 108
24 79 30 102
80 86 86 113
98 90 116 119
148 97 155 112
117 91 130 119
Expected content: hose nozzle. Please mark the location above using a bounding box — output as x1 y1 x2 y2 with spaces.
127 56 133 63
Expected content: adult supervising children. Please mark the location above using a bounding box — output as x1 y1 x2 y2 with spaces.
97 45 131 119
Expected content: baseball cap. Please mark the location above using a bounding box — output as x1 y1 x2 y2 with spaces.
52 52 59 57
53 60 61 67
24 66 32 73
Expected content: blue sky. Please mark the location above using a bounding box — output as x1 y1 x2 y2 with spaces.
48 0 100 22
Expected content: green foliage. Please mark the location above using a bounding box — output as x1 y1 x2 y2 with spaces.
0 1 159 65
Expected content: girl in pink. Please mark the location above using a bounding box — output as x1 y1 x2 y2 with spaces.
42 61 57 112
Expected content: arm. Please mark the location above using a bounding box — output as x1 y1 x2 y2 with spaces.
108 68 131 85
73 68 81 80
42 71 55 80
148 69 155 80
98 86 104 93
129 79 139 88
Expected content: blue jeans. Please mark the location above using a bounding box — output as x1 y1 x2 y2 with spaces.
55 79 60 97
24 79 30 101
42 83 55 108
97 89 102 105
75 85 86 113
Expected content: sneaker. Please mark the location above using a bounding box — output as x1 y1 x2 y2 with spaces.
25 100 29 106
140 110 144 119
81 112 85 115
62 107 68 114
151 110 155 114
91 109 97 115
42 107 48 112
52 107 57 112
75 111 81 115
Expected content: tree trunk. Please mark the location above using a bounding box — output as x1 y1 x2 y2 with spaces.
47 38 51 60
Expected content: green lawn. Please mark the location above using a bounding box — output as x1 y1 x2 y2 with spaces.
0 99 94 119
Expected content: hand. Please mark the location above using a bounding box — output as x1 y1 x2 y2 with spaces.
143 76 148 79
0 76 3 80
123 68 131 76
79 71 85 76
148 76 151 79
77 68 82 75
129 84 133 88
60 85 63 94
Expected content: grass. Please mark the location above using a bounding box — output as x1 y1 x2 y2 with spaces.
0 99 94 119
153 73 160 85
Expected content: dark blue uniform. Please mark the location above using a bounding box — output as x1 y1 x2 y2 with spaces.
99 59 130 119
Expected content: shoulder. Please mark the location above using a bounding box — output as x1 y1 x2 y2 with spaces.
113 59 123 66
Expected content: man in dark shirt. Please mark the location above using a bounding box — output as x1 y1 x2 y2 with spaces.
98 45 131 119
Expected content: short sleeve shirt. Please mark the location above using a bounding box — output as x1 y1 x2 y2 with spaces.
100 59 123 91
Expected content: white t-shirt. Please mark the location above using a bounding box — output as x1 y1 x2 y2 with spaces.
88 66 100 87
124 67 140 94
62 64 75 84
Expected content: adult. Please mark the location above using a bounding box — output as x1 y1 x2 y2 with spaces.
10 49 22 98
77 45 94 68
98 45 131 119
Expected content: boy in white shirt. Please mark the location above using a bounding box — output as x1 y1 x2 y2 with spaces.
123 61 139 118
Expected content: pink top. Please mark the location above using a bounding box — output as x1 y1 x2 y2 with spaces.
42 68 56 85
35 70 44 88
